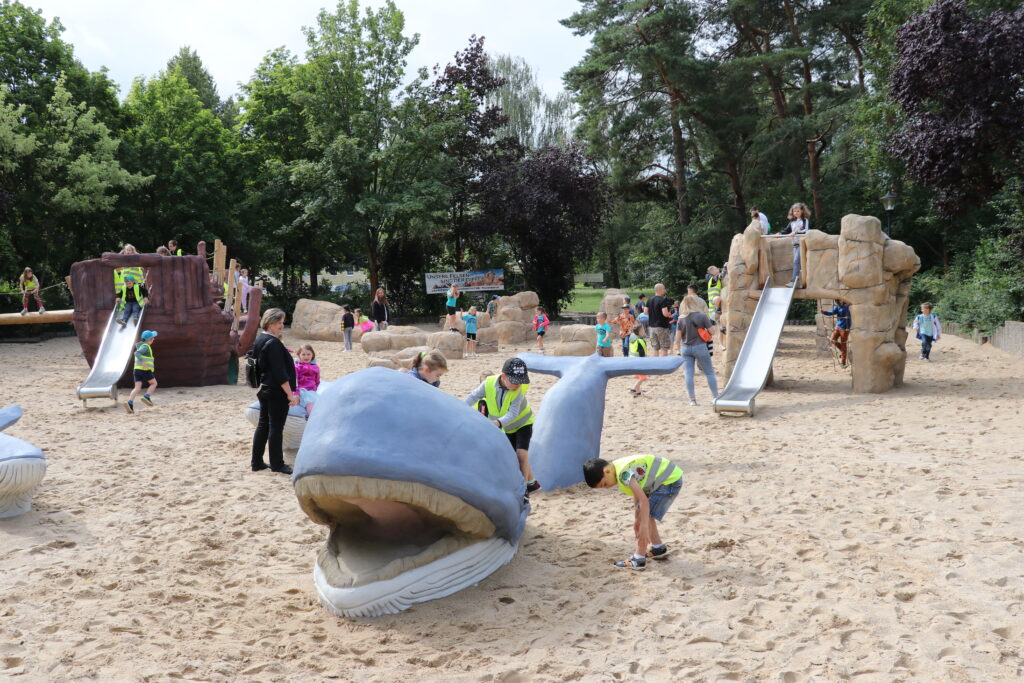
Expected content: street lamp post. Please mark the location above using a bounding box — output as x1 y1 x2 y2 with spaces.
880 192 897 235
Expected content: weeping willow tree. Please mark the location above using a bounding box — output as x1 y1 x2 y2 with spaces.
486 54 574 149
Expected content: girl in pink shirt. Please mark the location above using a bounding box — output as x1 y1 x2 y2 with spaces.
295 344 321 416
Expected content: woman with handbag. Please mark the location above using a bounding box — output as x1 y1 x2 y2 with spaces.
679 294 719 406
250 308 299 474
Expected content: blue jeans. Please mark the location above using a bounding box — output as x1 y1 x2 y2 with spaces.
648 481 682 521
682 343 718 400
920 334 933 359
621 336 630 357
121 301 142 323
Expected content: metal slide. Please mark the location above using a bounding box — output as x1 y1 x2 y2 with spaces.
713 278 795 416
75 307 144 406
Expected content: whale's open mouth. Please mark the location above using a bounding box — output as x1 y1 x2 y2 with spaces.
295 475 496 588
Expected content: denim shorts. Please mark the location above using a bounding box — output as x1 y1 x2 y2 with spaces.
646 481 682 521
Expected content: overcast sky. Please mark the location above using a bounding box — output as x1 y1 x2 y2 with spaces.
29 0 591 101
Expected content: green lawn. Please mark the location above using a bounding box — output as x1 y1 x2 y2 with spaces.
563 284 647 313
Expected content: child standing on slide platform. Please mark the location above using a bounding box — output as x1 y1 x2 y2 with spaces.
584 455 684 570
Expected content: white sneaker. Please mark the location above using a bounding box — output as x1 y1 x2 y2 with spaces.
689 399 697 406
20 308 27 315
38 307 45 314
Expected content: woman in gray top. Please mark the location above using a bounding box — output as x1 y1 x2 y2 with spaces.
679 294 719 406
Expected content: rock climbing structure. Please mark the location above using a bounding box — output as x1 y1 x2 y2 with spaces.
724 214 920 393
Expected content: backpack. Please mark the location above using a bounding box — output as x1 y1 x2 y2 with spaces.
244 335 266 388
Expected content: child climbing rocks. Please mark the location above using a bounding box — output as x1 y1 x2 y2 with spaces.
821 299 852 367
912 302 942 361
123 330 158 414
583 454 684 570
18 268 45 315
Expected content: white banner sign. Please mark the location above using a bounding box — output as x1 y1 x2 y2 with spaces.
425 269 505 294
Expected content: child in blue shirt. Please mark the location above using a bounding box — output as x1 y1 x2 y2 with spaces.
461 306 479 357
595 311 613 357
912 302 942 361
533 306 549 353
820 299 851 367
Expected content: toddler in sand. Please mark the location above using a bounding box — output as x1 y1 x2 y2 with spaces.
584 455 684 570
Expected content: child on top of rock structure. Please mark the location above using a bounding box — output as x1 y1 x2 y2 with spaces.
583 454 684 571
294 344 320 416
408 349 448 387
912 302 942 361
461 306 479 357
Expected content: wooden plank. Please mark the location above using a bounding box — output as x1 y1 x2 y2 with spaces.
213 239 226 285
0 309 74 325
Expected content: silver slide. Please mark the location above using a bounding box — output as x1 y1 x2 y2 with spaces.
76 307 144 406
713 278 794 416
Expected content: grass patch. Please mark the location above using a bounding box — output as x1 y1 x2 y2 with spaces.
563 285 647 313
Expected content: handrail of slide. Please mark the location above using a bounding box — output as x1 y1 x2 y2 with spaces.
713 278 795 416
75 306 145 405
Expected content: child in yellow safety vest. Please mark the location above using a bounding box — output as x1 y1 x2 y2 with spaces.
627 322 649 397
116 274 148 327
123 330 158 414
583 454 685 570
464 357 541 496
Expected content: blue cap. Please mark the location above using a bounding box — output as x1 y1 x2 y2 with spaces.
492 295 500 299
124 273 135 281
141 330 157 340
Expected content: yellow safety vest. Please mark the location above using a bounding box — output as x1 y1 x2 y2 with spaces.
122 266 144 283
483 375 534 434
175 248 183 256
612 455 683 496
114 269 125 293
134 342 155 372
707 276 723 314
121 283 143 303
629 336 648 357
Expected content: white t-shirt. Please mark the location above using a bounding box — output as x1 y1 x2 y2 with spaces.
757 212 771 234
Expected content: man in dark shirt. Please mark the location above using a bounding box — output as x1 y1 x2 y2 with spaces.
646 283 674 357
117 273 148 327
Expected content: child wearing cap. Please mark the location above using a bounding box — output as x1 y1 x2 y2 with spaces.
123 330 158 414
116 273 149 327
464 357 541 495
614 303 636 357
486 295 499 319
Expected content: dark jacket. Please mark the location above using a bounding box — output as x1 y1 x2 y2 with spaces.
371 300 388 324
253 332 296 391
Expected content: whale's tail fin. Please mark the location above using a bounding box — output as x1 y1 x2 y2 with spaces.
518 353 683 380
0 406 23 432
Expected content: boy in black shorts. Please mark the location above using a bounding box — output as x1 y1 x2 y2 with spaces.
464 357 540 494
123 330 158 414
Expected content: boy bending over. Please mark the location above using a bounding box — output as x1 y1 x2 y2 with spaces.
584 455 684 570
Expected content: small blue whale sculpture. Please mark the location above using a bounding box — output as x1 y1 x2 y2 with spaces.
0 406 47 518
293 368 528 617
517 353 684 489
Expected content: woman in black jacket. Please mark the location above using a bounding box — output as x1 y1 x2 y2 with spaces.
371 288 389 330
250 308 299 474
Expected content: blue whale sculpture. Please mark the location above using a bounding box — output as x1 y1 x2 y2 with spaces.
292 367 528 617
517 353 684 489
0 406 47 518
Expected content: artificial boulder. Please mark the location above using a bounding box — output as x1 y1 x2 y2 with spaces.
426 331 465 360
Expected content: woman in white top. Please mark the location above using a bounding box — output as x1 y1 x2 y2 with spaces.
776 202 810 286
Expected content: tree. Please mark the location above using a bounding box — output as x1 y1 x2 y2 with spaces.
889 0 1024 216
293 0 456 295
474 144 610 314
487 54 573 150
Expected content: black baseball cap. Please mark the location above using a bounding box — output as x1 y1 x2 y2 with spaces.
502 357 530 385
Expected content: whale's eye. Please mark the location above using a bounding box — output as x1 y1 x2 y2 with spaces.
296 475 495 588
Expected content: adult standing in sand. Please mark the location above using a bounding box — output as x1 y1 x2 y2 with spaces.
679 294 719 406
371 288 389 330
646 283 674 357
250 308 299 475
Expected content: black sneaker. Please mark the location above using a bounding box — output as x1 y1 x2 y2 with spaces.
646 545 671 560
525 480 541 494
270 465 293 475
613 557 646 571
140 394 154 407
251 462 269 472
122 400 134 414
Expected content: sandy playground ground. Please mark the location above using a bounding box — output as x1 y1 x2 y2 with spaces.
0 326 1022 681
